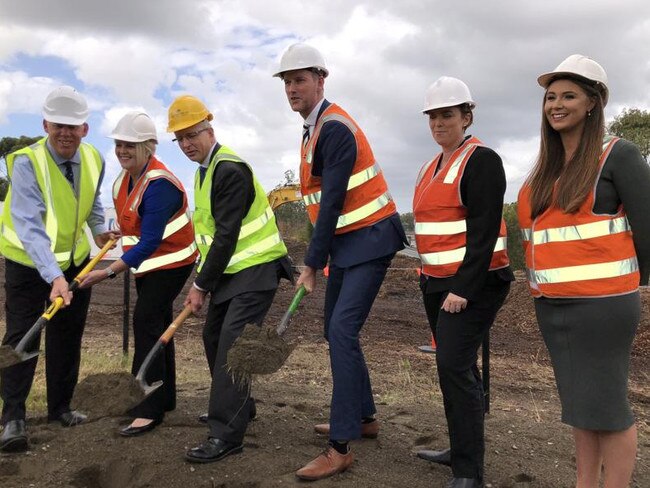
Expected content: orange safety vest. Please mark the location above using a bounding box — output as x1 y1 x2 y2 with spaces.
517 136 639 298
113 156 198 276
300 103 396 234
413 136 509 278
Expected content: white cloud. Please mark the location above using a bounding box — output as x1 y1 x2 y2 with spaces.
0 0 649 212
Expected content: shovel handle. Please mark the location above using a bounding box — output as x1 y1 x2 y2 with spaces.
276 285 306 337
13 239 117 356
160 305 193 344
70 238 118 291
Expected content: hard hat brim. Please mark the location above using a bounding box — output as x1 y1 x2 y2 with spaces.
422 100 476 114
43 113 88 125
537 71 609 106
108 134 158 143
273 66 329 78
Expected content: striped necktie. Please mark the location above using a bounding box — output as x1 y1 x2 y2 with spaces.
302 123 310 147
63 161 75 189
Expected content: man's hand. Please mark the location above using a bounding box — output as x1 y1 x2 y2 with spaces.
50 276 72 307
297 266 317 293
441 292 468 314
94 231 121 248
184 285 207 314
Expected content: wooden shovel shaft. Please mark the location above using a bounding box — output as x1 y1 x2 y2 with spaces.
135 305 193 385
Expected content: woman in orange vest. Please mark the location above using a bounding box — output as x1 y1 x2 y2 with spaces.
80 112 197 436
413 77 513 488
518 55 650 487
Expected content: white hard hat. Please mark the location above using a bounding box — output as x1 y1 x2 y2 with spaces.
537 54 609 106
42 85 89 125
110 111 158 143
422 76 475 113
273 43 329 78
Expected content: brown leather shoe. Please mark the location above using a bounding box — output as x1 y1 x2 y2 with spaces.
295 446 354 480
314 420 379 439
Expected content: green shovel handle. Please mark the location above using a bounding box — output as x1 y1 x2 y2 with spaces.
276 285 306 336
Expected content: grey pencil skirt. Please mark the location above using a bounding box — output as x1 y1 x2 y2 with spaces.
535 291 640 431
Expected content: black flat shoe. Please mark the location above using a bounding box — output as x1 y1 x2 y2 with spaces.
119 418 162 437
51 410 87 427
0 420 28 453
185 438 243 463
417 448 451 466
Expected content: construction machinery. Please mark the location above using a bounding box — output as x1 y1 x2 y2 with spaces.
267 182 301 210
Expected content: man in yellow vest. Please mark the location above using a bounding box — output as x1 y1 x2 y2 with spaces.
0 86 115 452
167 95 292 463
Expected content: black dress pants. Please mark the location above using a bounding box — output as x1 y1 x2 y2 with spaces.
1 258 91 424
422 282 510 480
128 263 194 420
203 289 276 444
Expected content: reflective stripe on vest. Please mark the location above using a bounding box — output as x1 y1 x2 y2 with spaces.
517 136 639 297
113 157 197 275
413 136 509 277
420 236 507 266
0 139 101 269
300 104 397 234
134 241 198 274
303 162 382 206
122 211 192 246
520 216 631 244
193 146 287 274
530 257 638 285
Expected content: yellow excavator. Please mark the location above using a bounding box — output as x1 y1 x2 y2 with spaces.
267 183 301 210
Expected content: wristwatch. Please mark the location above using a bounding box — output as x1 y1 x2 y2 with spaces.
105 267 117 279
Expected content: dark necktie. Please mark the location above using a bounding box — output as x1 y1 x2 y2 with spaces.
64 161 75 189
199 166 207 185
302 123 310 147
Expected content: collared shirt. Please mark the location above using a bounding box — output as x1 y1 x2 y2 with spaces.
302 98 326 139
9 139 106 283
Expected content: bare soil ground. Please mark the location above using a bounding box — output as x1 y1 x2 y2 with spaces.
0 241 648 488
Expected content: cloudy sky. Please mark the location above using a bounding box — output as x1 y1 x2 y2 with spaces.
1 0 648 212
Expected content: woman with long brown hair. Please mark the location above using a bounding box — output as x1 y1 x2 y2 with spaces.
518 55 650 487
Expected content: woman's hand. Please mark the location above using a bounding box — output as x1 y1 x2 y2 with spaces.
78 270 107 289
441 292 468 313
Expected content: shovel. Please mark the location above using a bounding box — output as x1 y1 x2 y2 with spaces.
134 304 194 399
0 239 117 369
226 285 306 383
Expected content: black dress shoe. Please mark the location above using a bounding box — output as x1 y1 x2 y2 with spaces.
417 448 451 466
185 438 243 463
119 418 162 437
447 477 483 488
0 420 28 453
51 410 87 427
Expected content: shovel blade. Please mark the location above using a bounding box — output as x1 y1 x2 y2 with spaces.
138 379 163 399
0 346 40 369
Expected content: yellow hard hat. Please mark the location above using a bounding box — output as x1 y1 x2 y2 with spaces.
167 95 213 132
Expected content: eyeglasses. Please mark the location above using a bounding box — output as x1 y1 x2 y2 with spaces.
172 128 209 144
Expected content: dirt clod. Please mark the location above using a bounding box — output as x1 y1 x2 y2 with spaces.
72 372 145 417
227 323 295 383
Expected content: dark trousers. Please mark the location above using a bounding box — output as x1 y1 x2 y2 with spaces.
423 282 510 480
203 289 276 444
128 263 194 420
1 258 91 424
325 254 393 441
